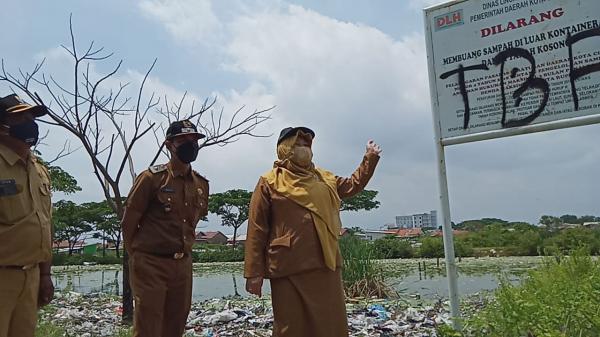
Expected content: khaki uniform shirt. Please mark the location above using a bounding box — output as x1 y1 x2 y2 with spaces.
0 142 52 266
122 162 209 255
244 153 380 279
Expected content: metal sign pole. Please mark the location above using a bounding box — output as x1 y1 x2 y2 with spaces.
424 7 461 329
435 138 461 329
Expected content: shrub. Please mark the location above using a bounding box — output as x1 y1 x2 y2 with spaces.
419 237 445 258
454 238 474 257
52 253 121 266
373 236 415 259
193 245 244 263
465 249 600 336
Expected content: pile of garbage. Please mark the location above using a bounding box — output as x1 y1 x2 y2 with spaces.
185 296 455 337
40 291 125 337
41 291 489 336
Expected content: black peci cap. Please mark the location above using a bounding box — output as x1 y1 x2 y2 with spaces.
277 126 315 145
166 120 206 140
0 94 48 118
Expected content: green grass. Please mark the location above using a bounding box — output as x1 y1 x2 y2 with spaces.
36 321 132 337
192 245 245 263
36 321 65 337
464 249 600 337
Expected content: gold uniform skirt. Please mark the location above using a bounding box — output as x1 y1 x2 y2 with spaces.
270 268 348 337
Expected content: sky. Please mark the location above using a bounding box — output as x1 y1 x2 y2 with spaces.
1 0 599 235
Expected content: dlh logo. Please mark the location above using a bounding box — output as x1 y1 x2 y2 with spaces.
435 9 464 31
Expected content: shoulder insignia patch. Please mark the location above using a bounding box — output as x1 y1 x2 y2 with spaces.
149 164 167 174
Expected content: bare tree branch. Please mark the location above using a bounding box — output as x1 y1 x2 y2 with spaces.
0 16 274 322
151 94 273 163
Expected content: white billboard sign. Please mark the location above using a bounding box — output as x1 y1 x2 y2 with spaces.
425 0 600 140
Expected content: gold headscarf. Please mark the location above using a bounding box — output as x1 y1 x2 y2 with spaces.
263 132 342 271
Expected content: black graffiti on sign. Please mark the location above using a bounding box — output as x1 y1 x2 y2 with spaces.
439 27 600 130
492 48 550 128
439 64 489 129
567 28 600 111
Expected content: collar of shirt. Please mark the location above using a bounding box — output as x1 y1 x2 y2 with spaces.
0 141 26 166
167 161 192 178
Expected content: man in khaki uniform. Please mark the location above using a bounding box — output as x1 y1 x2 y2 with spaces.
122 120 209 337
0 94 54 337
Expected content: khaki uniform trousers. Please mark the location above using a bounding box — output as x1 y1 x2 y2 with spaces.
0 266 39 337
130 252 193 337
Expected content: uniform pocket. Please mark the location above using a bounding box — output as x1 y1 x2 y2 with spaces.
39 184 50 196
192 190 208 218
38 173 52 214
0 191 31 224
156 192 175 214
269 234 292 248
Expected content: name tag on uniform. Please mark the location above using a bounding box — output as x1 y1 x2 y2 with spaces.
0 179 18 197
161 187 175 193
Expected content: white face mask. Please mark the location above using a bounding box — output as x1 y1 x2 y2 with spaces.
291 146 313 167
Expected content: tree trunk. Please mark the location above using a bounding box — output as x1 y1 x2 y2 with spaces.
68 241 74 256
116 237 121 258
102 232 106 257
232 227 238 250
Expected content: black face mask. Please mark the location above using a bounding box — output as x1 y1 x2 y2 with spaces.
175 141 200 164
9 119 39 147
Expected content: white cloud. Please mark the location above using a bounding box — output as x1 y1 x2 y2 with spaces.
139 0 222 46
224 4 430 145
14 1 597 233
136 1 600 226
139 1 600 228
215 4 440 228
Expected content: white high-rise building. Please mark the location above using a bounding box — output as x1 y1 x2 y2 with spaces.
394 210 438 229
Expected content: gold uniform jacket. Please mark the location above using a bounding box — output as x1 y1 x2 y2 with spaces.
244 153 380 279
0 142 52 266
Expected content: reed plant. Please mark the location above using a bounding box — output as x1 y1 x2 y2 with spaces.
339 235 396 298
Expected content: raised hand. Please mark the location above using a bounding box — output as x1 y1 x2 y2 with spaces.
366 140 382 156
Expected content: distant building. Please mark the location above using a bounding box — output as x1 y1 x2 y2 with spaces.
558 223 581 230
226 234 247 246
430 229 470 238
195 231 228 245
394 228 424 238
362 230 394 241
53 240 86 253
362 228 424 241
394 210 438 229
